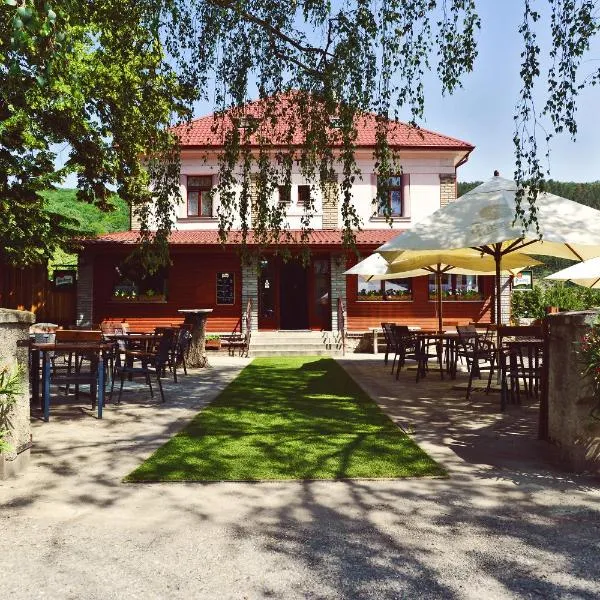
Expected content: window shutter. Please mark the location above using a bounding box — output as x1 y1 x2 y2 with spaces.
402 174 411 218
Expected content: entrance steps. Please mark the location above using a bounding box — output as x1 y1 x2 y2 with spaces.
249 330 343 357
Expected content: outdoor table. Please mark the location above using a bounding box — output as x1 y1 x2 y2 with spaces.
178 309 213 367
31 341 113 421
415 331 459 380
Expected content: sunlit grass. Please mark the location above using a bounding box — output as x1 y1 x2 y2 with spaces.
125 357 445 481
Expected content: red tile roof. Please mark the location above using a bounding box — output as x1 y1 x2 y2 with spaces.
83 229 402 247
171 93 473 151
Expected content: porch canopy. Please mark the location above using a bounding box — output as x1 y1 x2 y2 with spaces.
346 250 540 332
376 176 600 324
546 256 600 288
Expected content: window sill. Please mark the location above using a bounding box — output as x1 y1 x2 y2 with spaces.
428 299 484 303
369 216 410 223
356 299 413 303
109 298 168 304
178 216 218 222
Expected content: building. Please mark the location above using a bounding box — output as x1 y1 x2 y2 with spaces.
77 96 496 335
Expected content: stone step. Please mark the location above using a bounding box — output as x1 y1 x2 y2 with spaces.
249 349 342 357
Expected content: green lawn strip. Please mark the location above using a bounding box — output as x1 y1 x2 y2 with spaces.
125 357 446 481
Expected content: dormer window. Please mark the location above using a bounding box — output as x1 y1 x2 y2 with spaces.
187 175 213 217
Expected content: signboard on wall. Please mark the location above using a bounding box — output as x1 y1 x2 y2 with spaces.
513 270 533 291
216 272 234 305
53 269 77 290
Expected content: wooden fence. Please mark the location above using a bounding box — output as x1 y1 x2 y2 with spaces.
0 262 77 326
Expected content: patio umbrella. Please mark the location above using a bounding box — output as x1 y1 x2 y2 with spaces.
346 250 540 332
376 176 600 325
545 256 600 288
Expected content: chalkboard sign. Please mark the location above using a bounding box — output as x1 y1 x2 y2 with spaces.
216 272 235 305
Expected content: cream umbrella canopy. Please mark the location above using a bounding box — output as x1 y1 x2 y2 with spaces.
345 250 541 332
545 256 600 288
376 176 600 325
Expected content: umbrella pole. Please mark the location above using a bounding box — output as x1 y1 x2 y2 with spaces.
495 246 502 327
436 268 443 333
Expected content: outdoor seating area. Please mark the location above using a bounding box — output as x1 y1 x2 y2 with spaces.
26 323 194 421
379 321 547 423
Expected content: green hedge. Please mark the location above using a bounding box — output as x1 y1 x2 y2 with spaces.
512 283 600 319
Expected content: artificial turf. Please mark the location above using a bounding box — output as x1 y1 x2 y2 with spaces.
125 357 445 481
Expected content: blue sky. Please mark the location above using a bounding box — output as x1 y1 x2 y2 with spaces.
417 1 600 182
58 2 600 187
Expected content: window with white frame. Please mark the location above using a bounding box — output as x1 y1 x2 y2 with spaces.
187 175 213 217
428 274 482 300
357 276 412 301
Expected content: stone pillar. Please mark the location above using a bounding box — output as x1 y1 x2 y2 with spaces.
439 174 456 206
0 308 34 479
241 259 259 332
547 310 600 474
322 179 339 229
76 253 94 327
330 253 347 332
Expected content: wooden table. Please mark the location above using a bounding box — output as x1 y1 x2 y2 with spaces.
177 309 213 367
415 331 459 380
31 341 114 421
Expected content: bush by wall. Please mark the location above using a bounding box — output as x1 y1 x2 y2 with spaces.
512 283 600 320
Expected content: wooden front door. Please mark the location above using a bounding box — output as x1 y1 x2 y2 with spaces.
279 261 309 329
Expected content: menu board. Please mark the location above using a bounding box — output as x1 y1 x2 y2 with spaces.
216 272 235 305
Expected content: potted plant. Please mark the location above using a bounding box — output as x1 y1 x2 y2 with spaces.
205 334 221 350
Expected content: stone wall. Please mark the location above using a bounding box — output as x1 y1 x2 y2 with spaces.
547 310 600 474
322 180 339 229
0 308 34 479
330 254 347 332
241 259 259 332
439 174 456 206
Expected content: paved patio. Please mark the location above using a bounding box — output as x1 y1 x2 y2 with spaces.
1 354 599 599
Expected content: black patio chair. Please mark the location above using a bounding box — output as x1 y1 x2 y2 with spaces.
110 328 175 403
390 325 419 380
457 326 496 400
380 322 396 367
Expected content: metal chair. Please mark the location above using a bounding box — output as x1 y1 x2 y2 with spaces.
110 328 175 403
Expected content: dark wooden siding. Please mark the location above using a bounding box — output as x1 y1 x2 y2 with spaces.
0 262 76 326
92 250 243 332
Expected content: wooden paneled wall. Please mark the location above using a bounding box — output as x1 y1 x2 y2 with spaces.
0 262 77 326
92 250 243 333
346 274 494 330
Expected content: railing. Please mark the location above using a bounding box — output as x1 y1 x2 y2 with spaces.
337 296 346 356
244 298 252 334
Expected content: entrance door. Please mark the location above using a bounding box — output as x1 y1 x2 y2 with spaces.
258 257 278 329
279 261 309 329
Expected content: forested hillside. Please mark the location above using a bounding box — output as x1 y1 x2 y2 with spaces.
42 188 129 271
42 188 129 235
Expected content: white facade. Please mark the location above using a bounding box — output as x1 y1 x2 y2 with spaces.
161 149 464 232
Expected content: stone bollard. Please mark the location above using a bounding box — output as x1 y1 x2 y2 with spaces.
547 310 600 475
0 308 35 479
